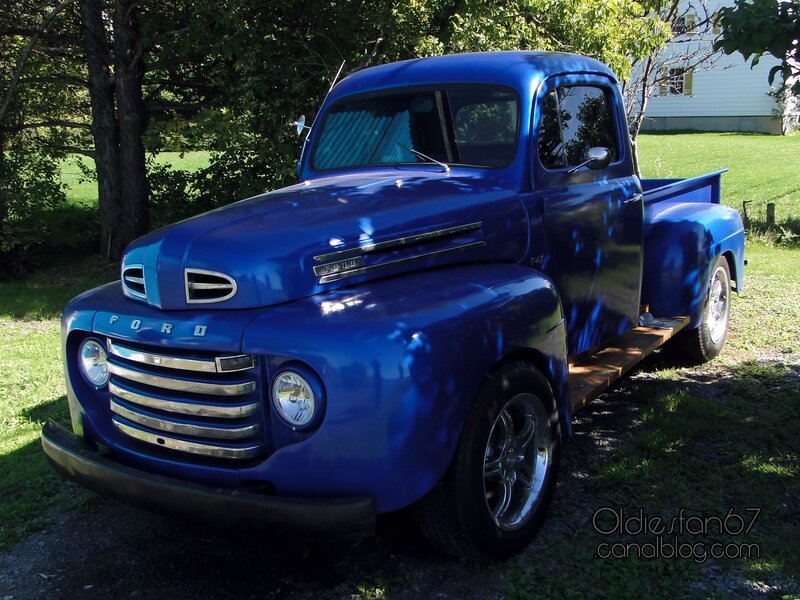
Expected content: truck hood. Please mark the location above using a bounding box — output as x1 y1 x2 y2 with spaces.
122 170 528 310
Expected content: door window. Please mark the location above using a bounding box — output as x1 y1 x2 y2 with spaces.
537 86 619 169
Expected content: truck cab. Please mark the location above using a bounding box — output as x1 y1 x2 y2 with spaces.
43 52 744 560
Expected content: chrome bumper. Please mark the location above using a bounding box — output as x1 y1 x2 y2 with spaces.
41 420 375 540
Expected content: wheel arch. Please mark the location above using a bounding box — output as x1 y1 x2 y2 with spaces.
242 263 570 513
722 249 739 292
488 346 568 437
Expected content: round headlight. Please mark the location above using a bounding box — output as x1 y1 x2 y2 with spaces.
272 371 316 428
78 339 109 387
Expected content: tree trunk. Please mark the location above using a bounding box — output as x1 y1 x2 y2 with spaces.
81 0 121 260
0 127 8 237
113 0 148 259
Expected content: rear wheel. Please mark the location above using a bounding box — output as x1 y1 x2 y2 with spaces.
670 255 731 364
414 362 560 560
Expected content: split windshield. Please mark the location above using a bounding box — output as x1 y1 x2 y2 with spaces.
311 87 519 171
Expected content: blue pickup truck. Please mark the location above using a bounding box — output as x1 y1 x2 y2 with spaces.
43 51 744 560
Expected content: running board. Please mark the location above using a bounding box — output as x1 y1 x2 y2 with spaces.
568 316 690 414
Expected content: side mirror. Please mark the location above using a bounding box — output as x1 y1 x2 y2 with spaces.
293 115 309 136
586 146 610 170
567 146 611 174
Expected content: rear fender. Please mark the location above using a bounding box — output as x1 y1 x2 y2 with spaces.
642 202 744 326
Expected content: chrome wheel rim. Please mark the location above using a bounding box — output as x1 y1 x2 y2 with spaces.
707 265 730 345
483 392 554 531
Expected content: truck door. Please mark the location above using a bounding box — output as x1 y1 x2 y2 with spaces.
528 78 643 357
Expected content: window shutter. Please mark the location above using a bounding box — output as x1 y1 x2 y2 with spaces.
684 70 694 96
658 68 668 96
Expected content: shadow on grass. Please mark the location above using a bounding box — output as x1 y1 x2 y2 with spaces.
0 254 117 320
21 394 71 425
0 395 75 551
530 353 800 598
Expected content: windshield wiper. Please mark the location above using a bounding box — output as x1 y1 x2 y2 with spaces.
396 143 450 173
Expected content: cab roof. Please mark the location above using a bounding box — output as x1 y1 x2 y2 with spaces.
329 51 618 100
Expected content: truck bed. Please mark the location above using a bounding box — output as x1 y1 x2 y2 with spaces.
641 169 728 206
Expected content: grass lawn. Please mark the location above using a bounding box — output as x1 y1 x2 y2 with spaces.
60 151 212 207
0 256 118 548
1 134 798 596
638 132 800 226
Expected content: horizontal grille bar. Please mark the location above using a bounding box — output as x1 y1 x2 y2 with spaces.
107 339 253 374
108 362 255 396
189 282 234 291
111 399 259 440
121 265 146 299
109 382 258 418
113 418 264 460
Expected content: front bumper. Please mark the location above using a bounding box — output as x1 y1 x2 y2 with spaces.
41 420 375 540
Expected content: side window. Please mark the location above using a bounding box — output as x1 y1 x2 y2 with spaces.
538 91 566 168
537 85 619 169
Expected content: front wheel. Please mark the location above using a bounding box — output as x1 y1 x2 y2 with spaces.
670 255 731 364
414 362 560 560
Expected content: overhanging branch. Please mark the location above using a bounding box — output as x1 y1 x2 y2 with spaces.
0 0 81 123
4 120 92 132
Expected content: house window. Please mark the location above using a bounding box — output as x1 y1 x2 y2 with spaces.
658 68 694 96
671 13 697 35
711 11 721 34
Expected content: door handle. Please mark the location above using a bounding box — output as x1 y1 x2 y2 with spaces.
623 193 643 205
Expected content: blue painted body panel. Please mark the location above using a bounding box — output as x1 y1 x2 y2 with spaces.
60 52 744 516
63 265 566 511
527 72 644 355
642 199 745 323
124 171 528 310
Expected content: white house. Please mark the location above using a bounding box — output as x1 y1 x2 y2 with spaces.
642 0 797 135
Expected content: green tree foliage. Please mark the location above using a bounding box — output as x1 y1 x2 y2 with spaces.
4 0 673 268
0 0 89 277
144 0 670 225
715 0 800 96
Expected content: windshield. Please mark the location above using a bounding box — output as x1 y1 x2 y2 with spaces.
311 87 519 171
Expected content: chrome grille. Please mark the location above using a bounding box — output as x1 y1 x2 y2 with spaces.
122 265 146 299
105 338 265 460
185 269 237 304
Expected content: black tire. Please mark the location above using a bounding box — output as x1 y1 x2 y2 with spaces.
414 361 561 561
670 255 731 364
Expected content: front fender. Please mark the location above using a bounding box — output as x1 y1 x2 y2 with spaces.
240 263 567 512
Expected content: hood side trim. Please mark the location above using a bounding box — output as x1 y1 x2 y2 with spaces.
317 240 486 284
313 221 482 263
